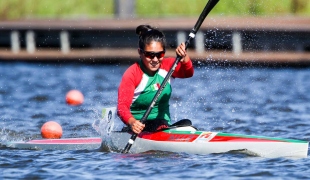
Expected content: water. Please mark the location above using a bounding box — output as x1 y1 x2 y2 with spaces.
1 62 310 179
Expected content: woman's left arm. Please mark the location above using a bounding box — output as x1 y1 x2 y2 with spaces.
176 42 190 64
173 42 194 78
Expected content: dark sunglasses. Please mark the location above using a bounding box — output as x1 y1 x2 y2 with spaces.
140 49 165 59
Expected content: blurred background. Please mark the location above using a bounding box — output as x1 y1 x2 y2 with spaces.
0 0 309 66
0 0 309 19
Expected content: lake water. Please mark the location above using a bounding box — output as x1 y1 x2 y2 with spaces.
1 61 310 179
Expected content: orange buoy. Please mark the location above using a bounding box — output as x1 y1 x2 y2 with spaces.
41 121 63 139
65 89 84 106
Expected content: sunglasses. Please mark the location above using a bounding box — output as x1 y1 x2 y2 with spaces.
140 49 165 59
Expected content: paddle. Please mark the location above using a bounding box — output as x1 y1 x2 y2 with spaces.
122 0 220 153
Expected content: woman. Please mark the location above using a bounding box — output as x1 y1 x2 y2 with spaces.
117 25 194 134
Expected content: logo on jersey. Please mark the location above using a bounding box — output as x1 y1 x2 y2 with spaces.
151 83 160 91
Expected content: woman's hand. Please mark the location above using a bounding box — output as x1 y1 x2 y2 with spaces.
176 42 190 63
128 117 145 134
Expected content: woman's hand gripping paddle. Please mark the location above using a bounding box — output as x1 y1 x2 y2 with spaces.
122 0 220 153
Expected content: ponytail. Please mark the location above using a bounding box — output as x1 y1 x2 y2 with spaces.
136 25 166 50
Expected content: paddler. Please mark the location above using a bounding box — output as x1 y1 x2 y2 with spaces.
117 25 194 134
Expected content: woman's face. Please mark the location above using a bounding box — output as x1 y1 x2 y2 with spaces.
139 41 165 75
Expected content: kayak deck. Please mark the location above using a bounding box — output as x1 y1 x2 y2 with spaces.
4 127 308 158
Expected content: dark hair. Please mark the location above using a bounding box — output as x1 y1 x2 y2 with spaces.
136 25 166 51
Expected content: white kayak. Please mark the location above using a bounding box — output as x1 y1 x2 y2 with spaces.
5 137 101 150
5 107 309 158
98 107 309 158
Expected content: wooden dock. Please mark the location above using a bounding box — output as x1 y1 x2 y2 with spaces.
0 48 309 66
0 17 309 66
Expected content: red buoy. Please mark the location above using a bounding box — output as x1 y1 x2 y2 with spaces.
41 121 63 139
66 90 84 106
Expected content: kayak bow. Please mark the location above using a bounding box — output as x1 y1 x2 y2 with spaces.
5 137 101 150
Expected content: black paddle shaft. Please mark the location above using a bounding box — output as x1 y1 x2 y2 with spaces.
122 0 220 153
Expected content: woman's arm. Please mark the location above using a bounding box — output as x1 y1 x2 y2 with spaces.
173 42 194 78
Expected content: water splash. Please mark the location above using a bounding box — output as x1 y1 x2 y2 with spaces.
92 107 124 152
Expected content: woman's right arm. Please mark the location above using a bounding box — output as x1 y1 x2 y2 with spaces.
117 63 145 133
117 68 135 125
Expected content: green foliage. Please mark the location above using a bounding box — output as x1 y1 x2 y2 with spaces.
0 0 309 20
136 0 310 17
0 0 113 19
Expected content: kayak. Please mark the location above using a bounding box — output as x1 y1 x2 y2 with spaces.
5 137 101 150
6 128 308 158
4 107 309 158
99 107 309 158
